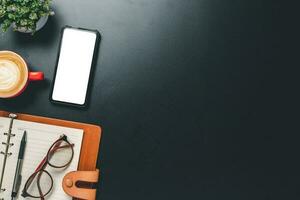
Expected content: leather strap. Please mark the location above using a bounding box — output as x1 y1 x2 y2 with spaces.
62 169 99 200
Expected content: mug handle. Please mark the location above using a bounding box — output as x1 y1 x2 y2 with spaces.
29 72 44 81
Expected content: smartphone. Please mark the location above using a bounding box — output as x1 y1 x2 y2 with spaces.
50 26 100 107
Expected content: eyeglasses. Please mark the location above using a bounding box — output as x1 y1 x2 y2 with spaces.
21 135 74 199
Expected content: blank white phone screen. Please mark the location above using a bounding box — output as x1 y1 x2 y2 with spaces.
52 28 97 105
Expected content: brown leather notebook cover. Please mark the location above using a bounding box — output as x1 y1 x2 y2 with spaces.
0 110 102 199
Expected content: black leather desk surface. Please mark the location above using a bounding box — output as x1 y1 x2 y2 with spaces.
0 0 298 199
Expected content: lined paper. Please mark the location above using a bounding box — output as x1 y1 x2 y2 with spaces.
0 118 83 200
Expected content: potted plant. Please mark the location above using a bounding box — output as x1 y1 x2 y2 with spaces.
0 0 54 34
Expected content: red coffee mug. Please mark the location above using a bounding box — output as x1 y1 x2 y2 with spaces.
0 51 44 98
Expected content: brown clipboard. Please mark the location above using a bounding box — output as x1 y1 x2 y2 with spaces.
0 110 102 199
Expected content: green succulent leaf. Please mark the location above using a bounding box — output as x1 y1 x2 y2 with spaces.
29 12 38 20
1 19 11 32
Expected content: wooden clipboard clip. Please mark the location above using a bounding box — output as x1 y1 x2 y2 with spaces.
62 169 100 200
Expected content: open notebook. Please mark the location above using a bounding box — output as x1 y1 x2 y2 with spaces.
0 116 83 200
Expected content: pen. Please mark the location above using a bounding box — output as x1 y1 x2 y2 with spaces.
11 131 27 200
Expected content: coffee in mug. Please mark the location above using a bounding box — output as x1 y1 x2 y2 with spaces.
0 51 44 98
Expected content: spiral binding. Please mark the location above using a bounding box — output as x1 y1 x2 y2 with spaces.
3 132 15 137
0 132 15 157
1 142 14 146
0 113 17 197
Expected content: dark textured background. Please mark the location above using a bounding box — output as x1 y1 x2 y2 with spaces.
0 0 299 199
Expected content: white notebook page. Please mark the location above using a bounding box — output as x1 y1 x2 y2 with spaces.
0 118 83 200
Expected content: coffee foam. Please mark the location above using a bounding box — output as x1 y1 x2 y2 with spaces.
0 52 28 98
0 59 21 92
